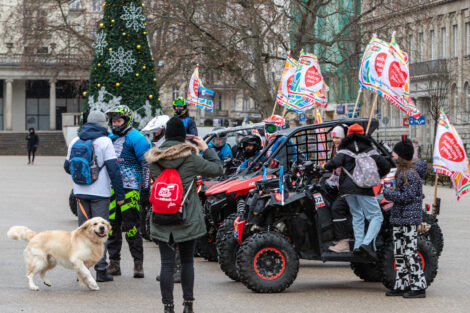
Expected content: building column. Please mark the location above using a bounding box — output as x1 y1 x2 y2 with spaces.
4 79 13 130
49 79 56 130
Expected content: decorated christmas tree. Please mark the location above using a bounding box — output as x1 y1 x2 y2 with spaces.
84 0 160 128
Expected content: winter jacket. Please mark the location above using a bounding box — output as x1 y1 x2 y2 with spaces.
384 160 427 226
324 134 391 196
64 123 125 201
208 142 233 161
26 132 39 150
145 140 223 243
179 116 198 136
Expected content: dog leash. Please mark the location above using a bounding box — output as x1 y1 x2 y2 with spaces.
77 199 89 220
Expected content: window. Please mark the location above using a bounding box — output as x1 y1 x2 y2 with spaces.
466 23 470 55
217 94 222 111
451 84 458 119
75 25 81 33
0 82 3 130
36 47 48 54
430 30 435 60
243 95 249 111
69 0 81 10
172 86 179 101
418 32 423 62
453 25 458 57
466 82 470 112
232 95 237 111
92 0 102 13
26 81 50 130
408 35 413 63
441 27 446 58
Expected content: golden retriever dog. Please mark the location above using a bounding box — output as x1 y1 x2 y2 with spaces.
7 217 111 291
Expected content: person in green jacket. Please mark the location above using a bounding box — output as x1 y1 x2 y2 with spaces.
145 117 222 313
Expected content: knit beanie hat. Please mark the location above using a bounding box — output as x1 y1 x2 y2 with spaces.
393 134 414 161
331 125 345 138
165 116 186 142
347 123 364 136
87 110 107 130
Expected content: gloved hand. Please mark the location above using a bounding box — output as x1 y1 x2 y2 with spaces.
140 188 150 208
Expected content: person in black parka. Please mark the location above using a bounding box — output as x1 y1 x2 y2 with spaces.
26 128 39 165
324 123 391 260
383 135 427 298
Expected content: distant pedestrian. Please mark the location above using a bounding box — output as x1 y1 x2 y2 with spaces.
145 117 223 313
64 110 125 282
384 135 427 298
25 128 39 165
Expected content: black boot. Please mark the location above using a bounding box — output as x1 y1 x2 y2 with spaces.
96 270 114 282
164 304 174 313
359 244 378 262
403 289 426 298
106 260 121 276
183 300 194 313
134 260 144 278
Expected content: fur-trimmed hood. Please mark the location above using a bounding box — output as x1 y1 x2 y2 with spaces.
145 141 199 168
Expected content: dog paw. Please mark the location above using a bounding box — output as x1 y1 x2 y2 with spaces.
88 282 100 291
43 281 52 287
29 285 39 291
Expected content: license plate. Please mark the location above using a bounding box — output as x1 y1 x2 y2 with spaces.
313 193 325 208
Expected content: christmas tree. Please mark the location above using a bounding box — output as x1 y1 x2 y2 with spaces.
84 0 160 128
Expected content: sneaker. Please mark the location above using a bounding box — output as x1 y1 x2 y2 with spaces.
386 289 407 296
359 244 378 262
96 270 114 282
403 289 426 298
134 260 144 278
106 260 121 276
328 239 351 253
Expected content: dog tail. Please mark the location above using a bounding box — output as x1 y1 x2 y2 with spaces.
7 226 36 242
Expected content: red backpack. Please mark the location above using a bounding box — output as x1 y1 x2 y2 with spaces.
150 167 194 225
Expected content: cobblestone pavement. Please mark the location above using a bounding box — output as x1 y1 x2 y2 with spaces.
1 156 469 313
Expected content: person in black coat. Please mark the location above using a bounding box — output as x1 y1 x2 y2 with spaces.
25 128 39 165
324 123 391 260
383 135 427 298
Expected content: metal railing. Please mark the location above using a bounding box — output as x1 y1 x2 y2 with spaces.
0 53 91 68
410 59 448 77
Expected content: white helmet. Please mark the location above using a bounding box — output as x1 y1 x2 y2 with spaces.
142 115 170 134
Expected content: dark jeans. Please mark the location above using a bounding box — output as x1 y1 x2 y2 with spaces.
331 196 352 240
108 189 143 261
76 197 110 271
27 147 37 163
157 239 196 305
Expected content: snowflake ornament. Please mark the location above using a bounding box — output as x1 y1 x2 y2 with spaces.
120 3 146 32
105 46 136 77
94 31 108 56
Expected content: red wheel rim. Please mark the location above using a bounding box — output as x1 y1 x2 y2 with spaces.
393 251 425 271
253 247 286 280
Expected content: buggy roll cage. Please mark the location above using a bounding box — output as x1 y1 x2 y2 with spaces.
202 122 265 143
245 118 393 173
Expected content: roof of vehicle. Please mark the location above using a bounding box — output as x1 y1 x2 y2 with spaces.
203 122 265 140
277 118 379 137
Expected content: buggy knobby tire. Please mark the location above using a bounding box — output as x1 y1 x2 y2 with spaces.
422 214 444 256
381 238 438 290
350 262 383 282
196 234 218 262
69 189 77 217
216 214 240 281
236 232 299 293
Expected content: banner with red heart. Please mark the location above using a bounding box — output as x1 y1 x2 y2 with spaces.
439 132 465 163
388 61 407 88
305 66 322 87
374 52 387 77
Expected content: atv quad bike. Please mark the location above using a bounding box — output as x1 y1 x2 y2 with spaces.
219 119 439 292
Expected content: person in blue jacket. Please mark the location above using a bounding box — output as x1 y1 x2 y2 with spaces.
173 97 198 136
104 105 150 279
64 110 125 283
237 134 264 171
208 127 233 161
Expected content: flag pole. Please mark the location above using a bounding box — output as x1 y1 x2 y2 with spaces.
366 93 379 134
272 101 278 116
433 173 439 214
281 106 287 118
352 88 362 118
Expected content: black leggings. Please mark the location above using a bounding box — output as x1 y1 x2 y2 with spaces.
27 148 37 163
158 239 196 305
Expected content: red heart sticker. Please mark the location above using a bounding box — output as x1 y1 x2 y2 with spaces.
439 132 465 162
305 66 321 87
374 52 387 77
287 75 294 91
388 61 407 88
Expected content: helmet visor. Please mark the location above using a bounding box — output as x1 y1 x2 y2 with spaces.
265 124 278 134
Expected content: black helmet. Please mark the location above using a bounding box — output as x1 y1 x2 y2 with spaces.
211 127 227 149
240 135 262 158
